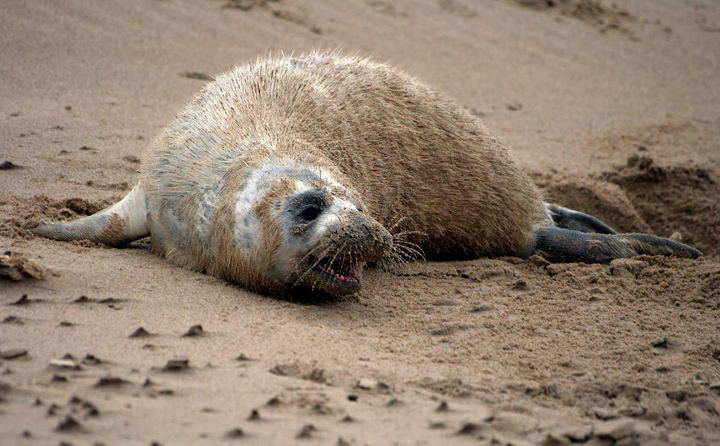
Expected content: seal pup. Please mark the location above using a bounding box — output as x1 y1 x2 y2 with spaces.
34 52 702 297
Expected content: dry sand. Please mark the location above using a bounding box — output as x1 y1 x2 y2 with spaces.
1 1 719 445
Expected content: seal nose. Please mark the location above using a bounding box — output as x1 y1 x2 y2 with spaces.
333 215 392 263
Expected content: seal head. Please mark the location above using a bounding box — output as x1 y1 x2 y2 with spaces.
278 192 392 296
224 161 392 296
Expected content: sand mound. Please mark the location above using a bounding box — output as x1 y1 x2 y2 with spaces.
541 160 719 259
603 158 720 258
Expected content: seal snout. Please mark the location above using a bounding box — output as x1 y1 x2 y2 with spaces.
327 215 393 264
302 213 392 295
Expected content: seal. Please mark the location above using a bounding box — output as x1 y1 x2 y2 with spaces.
33 52 702 297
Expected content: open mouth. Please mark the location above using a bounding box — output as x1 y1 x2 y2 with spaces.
309 256 360 288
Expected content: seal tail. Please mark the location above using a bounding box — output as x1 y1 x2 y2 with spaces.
527 227 702 264
33 185 150 247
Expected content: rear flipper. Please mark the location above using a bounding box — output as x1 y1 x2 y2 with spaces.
545 204 617 234
528 226 702 264
33 185 150 247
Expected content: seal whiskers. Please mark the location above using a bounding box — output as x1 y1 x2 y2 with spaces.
380 216 426 266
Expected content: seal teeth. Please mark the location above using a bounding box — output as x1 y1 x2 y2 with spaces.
314 257 359 285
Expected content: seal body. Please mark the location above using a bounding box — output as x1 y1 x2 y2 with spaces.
34 52 701 297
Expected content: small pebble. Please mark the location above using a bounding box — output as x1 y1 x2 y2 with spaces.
435 401 450 412
456 422 481 435
296 424 316 438
182 324 204 337
225 427 245 438
0 349 28 360
95 376 127 387
129 327 152 338
56 415 82 432
10 294 30 306
162 359 189 372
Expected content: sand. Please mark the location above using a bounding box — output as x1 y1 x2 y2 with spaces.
1 1 719 445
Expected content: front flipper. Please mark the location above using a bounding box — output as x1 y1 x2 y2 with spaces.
34 185 150 247
528 227 702 264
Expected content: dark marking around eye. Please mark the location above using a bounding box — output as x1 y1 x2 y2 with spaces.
286 190 328 228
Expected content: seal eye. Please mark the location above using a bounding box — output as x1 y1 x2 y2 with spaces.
301 205 321 221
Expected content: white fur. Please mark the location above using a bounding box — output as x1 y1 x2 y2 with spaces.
102 184 149 240
313 197 357 239
233 167 272 252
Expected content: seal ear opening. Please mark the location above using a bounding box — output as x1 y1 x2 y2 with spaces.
528 226 702 264
33 185 150 247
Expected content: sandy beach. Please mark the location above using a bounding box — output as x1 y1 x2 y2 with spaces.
1 1 719 444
